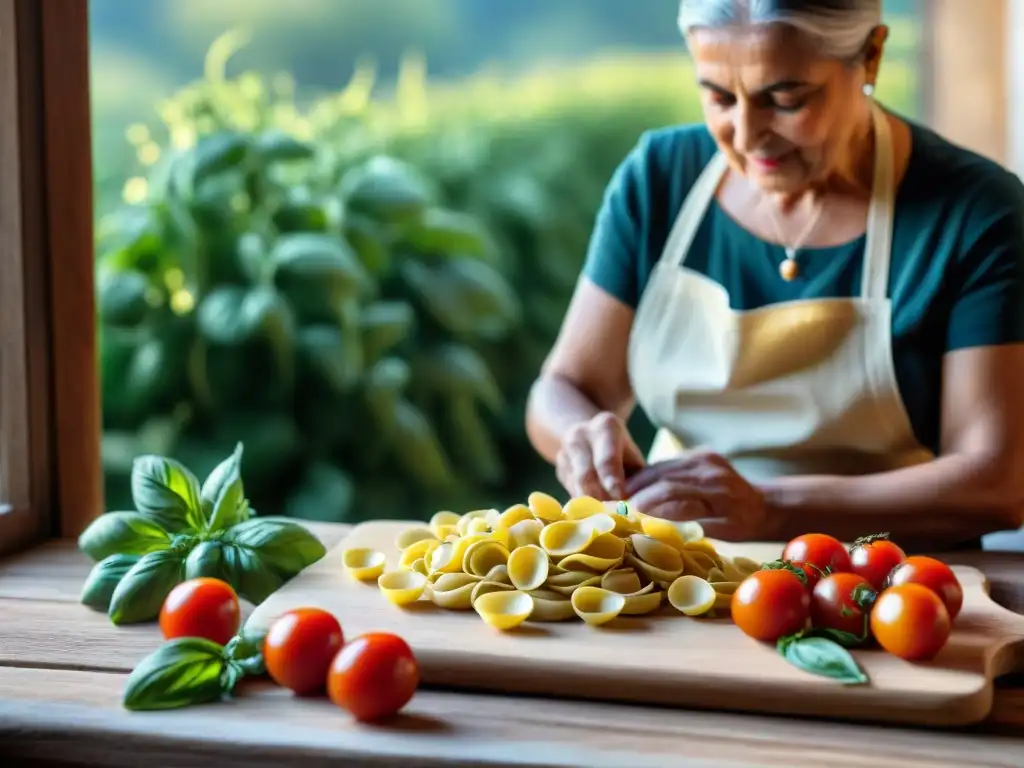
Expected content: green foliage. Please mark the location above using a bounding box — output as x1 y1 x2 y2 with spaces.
97 31 920 523
97 35 528 522
360 94 696 494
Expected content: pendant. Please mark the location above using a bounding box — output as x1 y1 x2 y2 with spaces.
779 257 799 281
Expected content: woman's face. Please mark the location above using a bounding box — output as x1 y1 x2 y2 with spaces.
688 23 880 194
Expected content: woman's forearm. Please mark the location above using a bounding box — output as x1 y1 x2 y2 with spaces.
525 375 602 464
758 452 1024 547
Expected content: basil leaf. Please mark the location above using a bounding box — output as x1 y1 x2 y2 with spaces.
256 130 315 163
200 443 248 532
131 454 204 533
123 637 227 711
80 553 141 611
77 511 171 561
220 544 285 605
108 548 185 625
191 132 251 188
779 636 869 685
223 518 326 577
184 540 227 581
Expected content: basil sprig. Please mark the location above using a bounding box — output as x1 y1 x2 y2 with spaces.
123 638 231 711
123 625 269 711
77 442 326 624
122 626 268 711
777 628 870 685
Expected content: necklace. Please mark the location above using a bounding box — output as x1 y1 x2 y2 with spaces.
764 196 826 281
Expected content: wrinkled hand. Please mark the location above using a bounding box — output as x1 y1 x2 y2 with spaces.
624 450 768 541
556 412 647 501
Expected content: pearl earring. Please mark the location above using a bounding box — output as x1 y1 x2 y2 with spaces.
863 83 875 97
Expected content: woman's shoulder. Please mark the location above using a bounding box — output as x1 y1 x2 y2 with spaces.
897 119 1024 351
902 120 1024 218
581 123 719 309
602 122 721 240
620 122 720 197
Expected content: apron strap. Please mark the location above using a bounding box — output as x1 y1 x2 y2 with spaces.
860 100 896 300
661 101 894 296
666 151 730 269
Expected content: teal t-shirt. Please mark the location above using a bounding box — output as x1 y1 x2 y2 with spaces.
583 117 1024 456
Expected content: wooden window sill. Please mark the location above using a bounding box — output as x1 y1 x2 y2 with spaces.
2 522 1023 767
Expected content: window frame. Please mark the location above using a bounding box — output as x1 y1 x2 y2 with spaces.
0 0 99 557
1007 0 1024 178
921 0 1010 165
0 0 1011 559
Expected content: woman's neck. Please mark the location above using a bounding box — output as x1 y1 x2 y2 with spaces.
828 105 879 196
771 104 878 213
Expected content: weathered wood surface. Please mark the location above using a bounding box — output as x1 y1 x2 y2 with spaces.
1 665 1023 768
0 522 1022 767
244 521 1024 728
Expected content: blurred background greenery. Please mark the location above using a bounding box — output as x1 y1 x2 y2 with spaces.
90 0 927 523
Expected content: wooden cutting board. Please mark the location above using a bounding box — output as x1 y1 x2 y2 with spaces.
245 520 1024 727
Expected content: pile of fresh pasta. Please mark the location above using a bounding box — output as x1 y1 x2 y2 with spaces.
341 493 764 630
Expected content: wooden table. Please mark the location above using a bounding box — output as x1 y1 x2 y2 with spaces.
2 522 1023 768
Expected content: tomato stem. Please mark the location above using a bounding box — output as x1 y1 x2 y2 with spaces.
759 559 809 585
807 563 830 578
850 531 891 550
851 583 878 611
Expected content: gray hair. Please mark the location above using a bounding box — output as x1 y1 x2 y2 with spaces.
677 0 882 62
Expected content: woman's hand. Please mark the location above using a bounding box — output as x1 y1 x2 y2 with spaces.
555 412 647 500
624 450 769 541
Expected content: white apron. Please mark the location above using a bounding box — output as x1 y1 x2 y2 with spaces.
627 102 935 482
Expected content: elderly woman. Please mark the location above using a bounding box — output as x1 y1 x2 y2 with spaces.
525 0 1024 550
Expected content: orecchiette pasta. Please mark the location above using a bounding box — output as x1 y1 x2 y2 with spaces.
341 494 764 631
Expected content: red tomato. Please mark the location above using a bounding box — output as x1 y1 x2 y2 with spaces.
870 583 951 661
264 608 345 696
781 533 852 574
849 536 906 591
731 569 811 643
159 577 240 646
886 556 964 620
327 632 420 722
811 572 876 639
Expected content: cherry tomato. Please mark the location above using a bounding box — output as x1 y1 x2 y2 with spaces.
870 583 951 661
159 577 240 646
849 536 906 591
327 632 419 722
264 608 345 696
781 533 852 574
811 572 875 639
886 556 963 620
731 569 811 642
